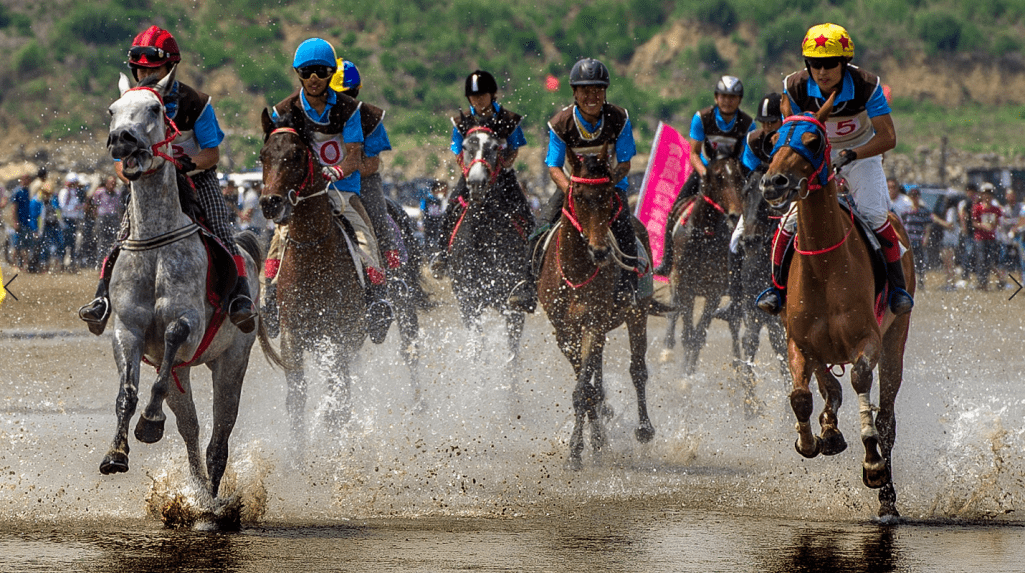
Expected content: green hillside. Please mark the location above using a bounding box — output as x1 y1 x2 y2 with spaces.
1 0 1023 174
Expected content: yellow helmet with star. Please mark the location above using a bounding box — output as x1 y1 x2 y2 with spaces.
802 23 854 59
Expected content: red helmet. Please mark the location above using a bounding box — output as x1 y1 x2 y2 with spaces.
128 26 181 68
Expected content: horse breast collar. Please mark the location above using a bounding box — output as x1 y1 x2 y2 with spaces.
770 114 833 190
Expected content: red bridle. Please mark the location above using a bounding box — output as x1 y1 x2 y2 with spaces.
457 126 501 187
561 175 622 234
126 86 182 175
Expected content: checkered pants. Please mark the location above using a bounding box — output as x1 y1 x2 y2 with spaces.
118 169 239 256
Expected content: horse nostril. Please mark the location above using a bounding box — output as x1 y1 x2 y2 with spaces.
769 174 790 190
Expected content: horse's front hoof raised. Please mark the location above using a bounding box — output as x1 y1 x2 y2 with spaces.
100 452 129 475
134 417 165 444
862 462 890 489
794 436 821 459
635 424 655 444
819 431 848 456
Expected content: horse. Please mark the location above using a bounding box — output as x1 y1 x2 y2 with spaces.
447 127 529 360
759 93 914 519
99 68 274 506
537 145 655 469
662 150 745 375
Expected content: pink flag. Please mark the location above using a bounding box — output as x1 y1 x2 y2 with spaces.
634 122 691 280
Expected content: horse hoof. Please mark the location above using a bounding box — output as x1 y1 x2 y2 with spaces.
134 417 165 444
635 424 655 444
819 432 848 456
565 456 583 472
794 436 821 459
100 452 129 475
862 463 890 489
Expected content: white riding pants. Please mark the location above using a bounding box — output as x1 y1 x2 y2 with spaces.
780 153 890 234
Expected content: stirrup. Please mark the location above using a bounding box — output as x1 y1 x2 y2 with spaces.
228 294 258 334
78 297 111 336
506 279 537 313
755 287 783 315
888 288 914 316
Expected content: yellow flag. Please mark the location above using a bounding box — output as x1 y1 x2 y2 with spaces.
0 265 5 306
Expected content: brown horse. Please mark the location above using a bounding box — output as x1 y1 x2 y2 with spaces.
537 145 655 469
759 94 913 519
258 109 370 457
663 151 745 375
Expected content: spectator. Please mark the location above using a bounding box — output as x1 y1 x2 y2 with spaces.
238 182 269 243
972 183 1003 290
33 184 63 272
221 179 240 229
421 180 446 256
91 175 122 267
8 173 37 271
999 189 1022 279
900 187 933 287
957 182 979 282
888 177 913 218
58 172 87 270
934 195 961 291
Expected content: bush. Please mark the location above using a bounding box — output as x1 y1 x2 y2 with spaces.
760 14 805 62
916 10 964 54
54 4 135 46
697 39 728 72
688 0 737 32
14 41 47 75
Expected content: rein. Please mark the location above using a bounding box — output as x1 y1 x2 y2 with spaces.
556 175 637 289
457 126 501 188
269 127 328 205
561 175 620 234
794 206 855 256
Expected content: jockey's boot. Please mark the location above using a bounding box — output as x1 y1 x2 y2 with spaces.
261 281 279 338
611 208 641 306
228 255 257 334
78 277 111 336
652 227 674 277
755 227 794 315
713 249 744 321
875 221 914 315
506 256 538 313
366 267 394 344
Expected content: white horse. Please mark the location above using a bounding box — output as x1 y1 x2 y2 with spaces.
99 67 274 501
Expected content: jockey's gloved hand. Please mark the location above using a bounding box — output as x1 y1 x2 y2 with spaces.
834 149 857 171
176 155 197 173
321 165 345 182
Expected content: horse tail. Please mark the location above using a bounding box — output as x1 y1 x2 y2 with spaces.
385 197 433 309
234 230 284 369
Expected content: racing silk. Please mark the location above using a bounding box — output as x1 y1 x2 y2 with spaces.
272 88 364 193
163 81 225 176
783 65 891 150
690 105 754 166
357 100 392 158
450 103 526 168
546 103 635 191
740 126 777 172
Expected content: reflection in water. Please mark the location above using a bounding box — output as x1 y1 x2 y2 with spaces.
763 524 899 573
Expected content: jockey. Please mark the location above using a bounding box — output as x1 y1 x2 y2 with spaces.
78 25 257 335
755 23 914 316
266 38 393 342
434 69 535 312
652 75 754 276
538 57 642 305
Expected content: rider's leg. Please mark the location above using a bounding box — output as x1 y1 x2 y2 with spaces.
755 210 796 315
876 220 914 314
611 189 640 304
653 170 701 276
78 200 132 335
360 173 402 271
261 224 286 338
191 170 256 333
336 191 393 342
432 176 468 274
496 170 537 313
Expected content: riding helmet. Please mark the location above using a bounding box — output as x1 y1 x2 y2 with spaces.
330 59 362 94
802 23 855 60
128 26 181 68
292 38 337 70
465 70 498 96
755 93 783 123
569 58 610 88
714 75 744 98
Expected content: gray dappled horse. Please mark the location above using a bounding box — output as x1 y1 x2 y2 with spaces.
99 68 273 502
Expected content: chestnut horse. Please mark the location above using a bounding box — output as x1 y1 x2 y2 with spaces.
759 94 913 519
663 150 745 375
537 145 655 469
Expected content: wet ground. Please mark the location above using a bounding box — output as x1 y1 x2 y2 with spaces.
1 268 1024 571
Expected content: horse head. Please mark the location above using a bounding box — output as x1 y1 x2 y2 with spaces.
258 108 317 224
564 143 630 265
760 92 836 210
107 66 177 181
702 154 745 228
460 127 501 203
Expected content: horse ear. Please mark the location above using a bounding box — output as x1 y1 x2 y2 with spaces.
118 73 131 96
261 108 274 139
816 91 836 124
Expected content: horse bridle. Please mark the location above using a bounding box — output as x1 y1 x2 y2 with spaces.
765 114 834 208
457 126 501 188
122 86 183 176
268 127 329 206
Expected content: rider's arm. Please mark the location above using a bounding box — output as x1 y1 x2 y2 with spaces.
687 112 707 177
849 113 896 161
340 142 362 175
545 126 570 193
191 147 220 171
549 166 570 194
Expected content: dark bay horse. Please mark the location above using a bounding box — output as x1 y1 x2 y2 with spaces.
663 151 744 375
447 127 529 360
537 145 655 469
759 94 914 519
100 69 275 510
258 109 422 456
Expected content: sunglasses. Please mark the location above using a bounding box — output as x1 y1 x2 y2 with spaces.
128 46 174 62
806 57 843 70
297 66 335 80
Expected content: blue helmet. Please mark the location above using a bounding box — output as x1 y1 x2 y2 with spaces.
292 38 337 69
330 59 362 93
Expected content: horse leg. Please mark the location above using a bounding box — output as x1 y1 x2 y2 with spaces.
586 338 607 463
323 349 353 432
663 311 677 350
813 367 847 456
136 315 195 444
395 288 421 401
281 335 307 461
505 310 525 364
875 317 910 518
788 340 821 458
678 296 696 374
562 329 587 471
627 310 655 443
101 328 144 474
205 350 249 499
850 354 888 492
571 330 604 467
162 367 209 491
687 295 717 374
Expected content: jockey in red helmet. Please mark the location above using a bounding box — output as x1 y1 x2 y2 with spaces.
79 25 257 335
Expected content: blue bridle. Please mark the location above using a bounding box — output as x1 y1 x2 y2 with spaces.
769 113 834 190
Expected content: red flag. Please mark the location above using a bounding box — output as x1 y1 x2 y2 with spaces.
544 74 559 92
634 122 692 281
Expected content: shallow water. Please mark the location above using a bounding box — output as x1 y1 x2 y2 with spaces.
1 274 1024 570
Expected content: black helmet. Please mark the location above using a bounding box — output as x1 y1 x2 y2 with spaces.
714 75 744 98
569 58 610 87
755 93 783 122
465 70 498 97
